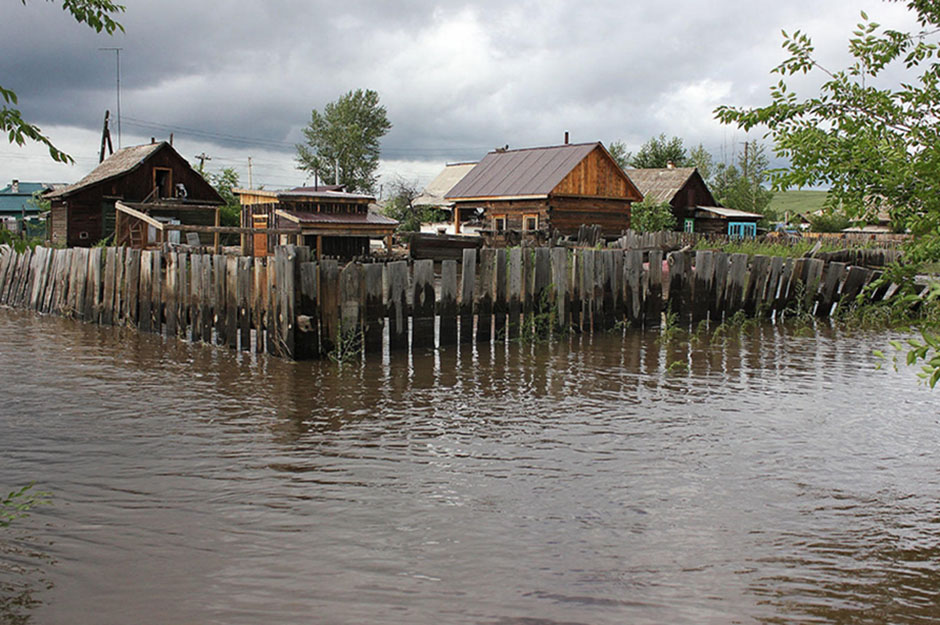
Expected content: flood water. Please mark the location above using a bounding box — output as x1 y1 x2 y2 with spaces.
1 309 939 624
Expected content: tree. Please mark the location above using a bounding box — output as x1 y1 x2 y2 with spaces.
630 195 677 233
630 134 690 169
688 143 715 182
607 140 631 170
382 177 447 232
296 89 391 194
711 141 776 223
3 1 124 163
713 0 940 254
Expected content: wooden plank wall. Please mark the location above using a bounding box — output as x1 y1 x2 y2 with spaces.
0 244 910 361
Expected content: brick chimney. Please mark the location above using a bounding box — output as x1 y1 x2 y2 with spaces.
666 161 675 169
564 131 569 145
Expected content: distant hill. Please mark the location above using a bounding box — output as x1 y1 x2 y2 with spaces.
769 189 829 217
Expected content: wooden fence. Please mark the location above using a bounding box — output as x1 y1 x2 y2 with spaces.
0 244 902 360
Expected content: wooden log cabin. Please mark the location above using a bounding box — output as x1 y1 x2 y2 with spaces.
445 141 643 238
626 165 763 237
240 187 398 259
46 141 223 247
625 166 716 232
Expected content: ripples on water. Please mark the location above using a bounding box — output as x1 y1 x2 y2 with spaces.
0 309 938 624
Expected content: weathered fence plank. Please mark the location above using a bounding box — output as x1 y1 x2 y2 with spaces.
339 261 363 353
645 249 663 328
476 249 495 344
412 259 435 349
387 260 409 350
139 250 153 333
439 260 458 346
362 263 383 353
297 260 320 358
319 259 340 355
460 249 476 343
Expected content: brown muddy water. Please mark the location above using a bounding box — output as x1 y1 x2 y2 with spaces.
0 309 939 625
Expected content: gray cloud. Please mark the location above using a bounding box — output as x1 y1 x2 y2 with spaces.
0 0 923 188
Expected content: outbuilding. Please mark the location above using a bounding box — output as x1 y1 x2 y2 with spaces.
625 166 717 233
46 141 222 247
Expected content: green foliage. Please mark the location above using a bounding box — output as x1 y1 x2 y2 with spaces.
328 323 363 365
630 134 690 169
808 211 852 233
714 1 940 264
296 89 391 194
4 1 124 164
1 483 49 529
516 285 562 343
630 195 676 233
0 229 43 254
711 141 776 223
381 178 447 232
688 143 714 182
196 167 241 244
691 235 847 258
607 140 631 170
207 167 239 216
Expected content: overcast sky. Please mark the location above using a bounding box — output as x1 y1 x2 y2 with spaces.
0 0 920 194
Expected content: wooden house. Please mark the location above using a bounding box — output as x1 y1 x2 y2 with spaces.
445 142 642 237
242 187 398 259
46 141 222 247
625 166 717 232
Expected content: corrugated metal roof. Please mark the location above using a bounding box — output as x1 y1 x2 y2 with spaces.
47 143 166 199
281 210 398 226
277 189 374 202
0 182 57 214
695 206 764 219
414 162 477 206
625 167 697 203
446 143 600 199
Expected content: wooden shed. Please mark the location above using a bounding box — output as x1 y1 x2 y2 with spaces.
242 188 397 259
445 142 642 238
626 166 717 232
692 206 763 237
46 141 223 247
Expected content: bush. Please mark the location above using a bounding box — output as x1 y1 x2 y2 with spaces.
809 212 851 233
630 196 676 233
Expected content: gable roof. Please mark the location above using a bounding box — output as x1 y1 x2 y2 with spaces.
446 142 604 200
47 142 167 199
414 162 477 206
626 167 700 203
0 182 59 214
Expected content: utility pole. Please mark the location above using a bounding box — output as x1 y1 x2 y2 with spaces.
195 152 211 174
98 47 122 148
334 157 339 186
99 110 113 163
247 157 253 189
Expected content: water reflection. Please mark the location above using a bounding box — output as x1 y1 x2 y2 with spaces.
0 309 937 624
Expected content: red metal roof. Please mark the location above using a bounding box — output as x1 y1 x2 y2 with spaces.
281 210 398 226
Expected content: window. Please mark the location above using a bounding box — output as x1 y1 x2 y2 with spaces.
153 167 172 198
684 218 695 233
728 222 757 238
523 214 539 232
493 215 506 232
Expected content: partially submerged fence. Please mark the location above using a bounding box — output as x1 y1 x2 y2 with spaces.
0 244 902 360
